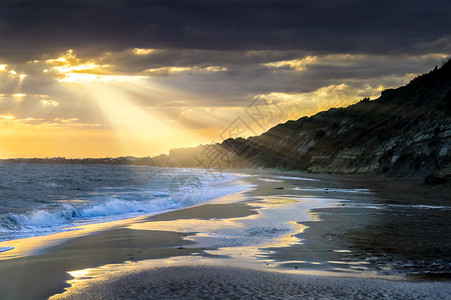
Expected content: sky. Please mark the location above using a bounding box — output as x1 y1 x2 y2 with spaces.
0 0 450 158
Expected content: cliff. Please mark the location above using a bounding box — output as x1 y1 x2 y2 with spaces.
154 61 451 182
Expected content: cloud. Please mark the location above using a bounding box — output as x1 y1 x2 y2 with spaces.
40 99 58 106
1 0 451 63
263 56 318 71
0 113 15 120
257 83 383 120
0 1 449 153
0 113 100 129
1 47 447 113
1 1 448 157
132 48 155 56
145 65 227 76
43 49 112 80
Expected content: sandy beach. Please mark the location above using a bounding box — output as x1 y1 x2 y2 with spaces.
1 170 450 299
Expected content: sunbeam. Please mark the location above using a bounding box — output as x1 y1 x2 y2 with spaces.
58 74 210 156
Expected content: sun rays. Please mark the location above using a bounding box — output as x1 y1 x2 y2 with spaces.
57 65 210 157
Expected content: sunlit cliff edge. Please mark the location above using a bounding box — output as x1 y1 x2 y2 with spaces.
152 60 451 184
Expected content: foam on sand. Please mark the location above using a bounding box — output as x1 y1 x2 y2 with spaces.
275 176 320 181
0 246 14 253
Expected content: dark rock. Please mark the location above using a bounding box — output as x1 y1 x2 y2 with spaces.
135 61 451 179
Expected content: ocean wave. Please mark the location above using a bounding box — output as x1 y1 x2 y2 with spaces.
0 246 14 253
0 167 249 241
0 198 174 233
0 179 248 237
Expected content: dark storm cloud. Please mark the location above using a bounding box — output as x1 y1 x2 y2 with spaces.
0 0 451 61
102 49 304 74
1 0 449 124
131 53 446 108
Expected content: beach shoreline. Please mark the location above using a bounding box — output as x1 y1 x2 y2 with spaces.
1 169 450 299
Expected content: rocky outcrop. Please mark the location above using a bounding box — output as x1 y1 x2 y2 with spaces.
153 61 451 182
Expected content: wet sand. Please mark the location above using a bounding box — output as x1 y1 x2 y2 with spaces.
1 170 450 299
329 174 451 279
0 185 261 299
258 173 451 278
0 229 204 299
52 266 451 300
333 174 451 206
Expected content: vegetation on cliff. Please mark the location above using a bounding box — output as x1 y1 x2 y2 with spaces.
157 60 451 181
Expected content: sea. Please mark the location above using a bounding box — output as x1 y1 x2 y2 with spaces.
0 163 247 245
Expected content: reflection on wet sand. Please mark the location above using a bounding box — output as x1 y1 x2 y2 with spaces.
2 171 451 299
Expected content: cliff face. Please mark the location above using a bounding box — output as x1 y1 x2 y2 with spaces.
155 61 451 180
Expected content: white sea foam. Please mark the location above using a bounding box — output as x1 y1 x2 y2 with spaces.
81 199 165 218
1 200 164 231
41 182 62 188
275 176 320 181
258 178 283 182
388 204 451 210
0 246 14 253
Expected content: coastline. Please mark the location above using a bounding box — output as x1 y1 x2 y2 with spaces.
0 169 450 299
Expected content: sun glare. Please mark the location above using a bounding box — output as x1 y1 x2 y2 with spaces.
52 63 110 74
46 50 113 82
12 94 26 102
0 49 222 158
57 71 207 156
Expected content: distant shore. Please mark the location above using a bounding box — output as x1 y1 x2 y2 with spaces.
0 156 154 165
1 170 450 299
